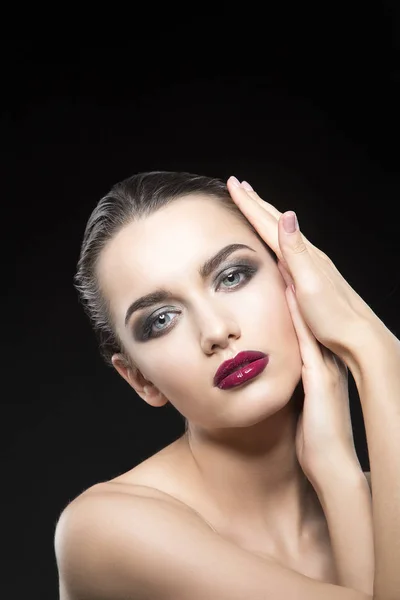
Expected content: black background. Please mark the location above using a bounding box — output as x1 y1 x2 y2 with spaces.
2 12 400 598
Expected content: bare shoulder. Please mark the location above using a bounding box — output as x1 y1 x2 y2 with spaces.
55 483 371 600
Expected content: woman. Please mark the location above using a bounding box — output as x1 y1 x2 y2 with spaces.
55 172 400 599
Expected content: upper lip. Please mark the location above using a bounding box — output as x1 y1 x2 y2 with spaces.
213 350 268 387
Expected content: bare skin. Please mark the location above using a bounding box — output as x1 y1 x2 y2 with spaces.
116 438 338 582
94 194 339 578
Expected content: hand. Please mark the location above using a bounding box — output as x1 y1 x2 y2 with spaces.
226 177 377 360
284 278 362 481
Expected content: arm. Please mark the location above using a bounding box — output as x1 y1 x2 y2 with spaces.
280 265 375 594
342 318 400 600
312 463 374 597
225 179 397 600
55 490 373 600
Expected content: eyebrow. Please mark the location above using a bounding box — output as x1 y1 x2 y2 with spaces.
124 243 256 327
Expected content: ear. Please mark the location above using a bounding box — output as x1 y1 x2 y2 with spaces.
111 353 169 408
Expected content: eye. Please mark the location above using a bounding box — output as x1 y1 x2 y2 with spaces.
140 264 258 340
218 269 246 289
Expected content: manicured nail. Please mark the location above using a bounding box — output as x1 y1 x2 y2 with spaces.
229 176 240 187
283 211 298 233
241 180 253 191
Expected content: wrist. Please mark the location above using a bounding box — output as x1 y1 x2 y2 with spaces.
339 314 399 378
313 469 374 596
307 452 365 499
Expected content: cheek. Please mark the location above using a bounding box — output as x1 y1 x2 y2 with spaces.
142 352 196 400
259 284 293 332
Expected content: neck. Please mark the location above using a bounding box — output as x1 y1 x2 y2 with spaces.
181 388 323 556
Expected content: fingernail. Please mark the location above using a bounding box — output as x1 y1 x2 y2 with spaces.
241 180 253 191
291 283 296 294
283 211 298 233
229 176 240 187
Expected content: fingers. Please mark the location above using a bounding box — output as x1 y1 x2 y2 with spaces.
285 285 324 369
286 285 347 389
241 181 282 220
227 177 283 260
227 177 326 260
228 176 321 291
278 211 320 292
277 260 294 287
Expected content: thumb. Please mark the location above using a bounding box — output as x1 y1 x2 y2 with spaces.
278 212 317 289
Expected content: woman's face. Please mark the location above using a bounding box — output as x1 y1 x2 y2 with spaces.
97 194 303 430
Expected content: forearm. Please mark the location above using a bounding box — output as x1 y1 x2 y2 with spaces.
313 461 374 596
343 318 400 600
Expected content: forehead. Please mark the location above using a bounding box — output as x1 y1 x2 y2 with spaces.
97 194 260 315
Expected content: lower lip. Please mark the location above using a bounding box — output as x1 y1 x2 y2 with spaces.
217 357 269 390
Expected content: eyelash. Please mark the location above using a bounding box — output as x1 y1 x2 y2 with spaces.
140 264 258 340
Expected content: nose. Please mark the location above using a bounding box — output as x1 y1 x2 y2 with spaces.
199 311 241 355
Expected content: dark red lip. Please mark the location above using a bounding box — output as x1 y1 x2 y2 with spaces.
213 350 268 387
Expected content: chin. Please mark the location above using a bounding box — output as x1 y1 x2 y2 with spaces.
223 386 300 429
